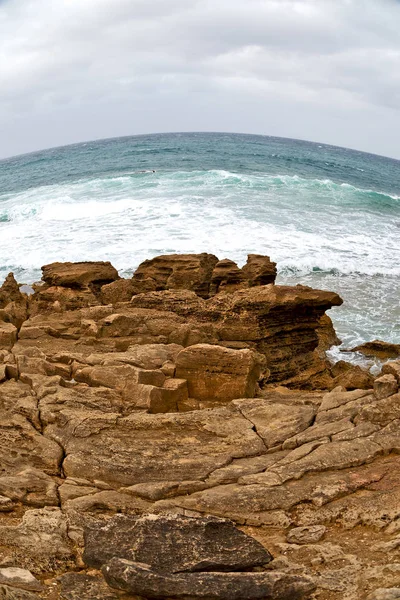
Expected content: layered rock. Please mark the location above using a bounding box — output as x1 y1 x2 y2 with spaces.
131 252 277 298
1 256 398 600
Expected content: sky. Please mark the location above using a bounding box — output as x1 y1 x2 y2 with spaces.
1 0 400 159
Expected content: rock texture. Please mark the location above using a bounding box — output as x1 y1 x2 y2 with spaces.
0 256 396 600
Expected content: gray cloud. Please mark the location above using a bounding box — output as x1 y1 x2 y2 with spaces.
1 0 400 158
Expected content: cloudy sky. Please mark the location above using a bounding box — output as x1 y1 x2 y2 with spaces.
1 0 400 159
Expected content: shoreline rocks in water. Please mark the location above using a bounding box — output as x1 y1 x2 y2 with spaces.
0 253 399 600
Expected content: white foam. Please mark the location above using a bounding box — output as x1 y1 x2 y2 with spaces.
0 168 399 347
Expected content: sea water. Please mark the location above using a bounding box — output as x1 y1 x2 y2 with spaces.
0 132 399 364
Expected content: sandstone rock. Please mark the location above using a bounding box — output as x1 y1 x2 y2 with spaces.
233 398 315 449
0 468 58 507
132 253 219 298
0 408 63 476
47 405 265 489
0 568 43 592
374 374 398 399
241 254 277 286
331 361 374 390
0 586 40 599
103 558 315 599
0 323 17 350
0 508 73 571
286 526 326 545
84 513 271 572
41 261 119 289
100 278 136 304
210 259 245 295
0 273 28 328
366 590 400 600
382 360 400 383
315 314 341 356
352 340 400 360
58 573 120 600
175 344 266 402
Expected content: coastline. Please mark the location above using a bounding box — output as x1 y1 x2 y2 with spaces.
0 253 399 599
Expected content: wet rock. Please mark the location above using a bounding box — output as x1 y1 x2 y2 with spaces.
84 513 271 572
352 340 400 360
102 558 316 599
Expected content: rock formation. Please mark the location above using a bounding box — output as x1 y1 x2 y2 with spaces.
0 254 398 600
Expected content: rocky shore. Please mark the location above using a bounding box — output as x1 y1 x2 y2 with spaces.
0 253 400 600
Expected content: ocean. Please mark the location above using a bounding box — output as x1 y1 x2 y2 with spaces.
0 132 399 367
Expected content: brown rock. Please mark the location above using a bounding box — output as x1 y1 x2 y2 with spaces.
0 273 28 328
47 406 265 489
233 398 315 450
210 259 245 295
0 323 17 350
241 254 277 286
315 314 341 356
382 360 400 383
331 361 374 390
351 340 400 360
374 374 398 399
100 278 136 304
175 344 266 401
41 261 119 289
132 253 219 298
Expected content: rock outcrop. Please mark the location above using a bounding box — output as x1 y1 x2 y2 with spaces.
0 255 397 600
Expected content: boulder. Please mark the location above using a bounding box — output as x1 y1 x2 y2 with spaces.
382 361 400 383
41 261 119 289
175 344 267 401
374 374 398 400
84 513 271 572
102 558 316 600
331 361 374 390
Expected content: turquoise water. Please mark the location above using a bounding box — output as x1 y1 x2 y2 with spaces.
0 132 399 358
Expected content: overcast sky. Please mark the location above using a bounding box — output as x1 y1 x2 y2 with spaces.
1 0 400 159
